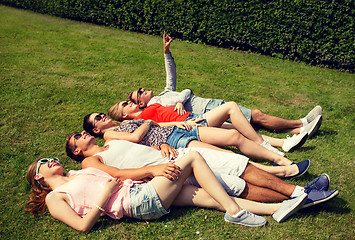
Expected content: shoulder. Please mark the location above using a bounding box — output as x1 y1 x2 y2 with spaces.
46 191 64 203
81 155 103 168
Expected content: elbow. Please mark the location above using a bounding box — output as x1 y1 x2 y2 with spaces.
131 136 142 143
78 226 92 233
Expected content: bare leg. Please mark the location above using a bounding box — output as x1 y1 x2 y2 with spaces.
186 140 233 153
240 183 288 202
172 184 281 215
188 141 299 177
220 123 286 148
249 161 299 178
150 151 243 214
205 102 264 144
261 135 285 148
240 163 296 197
197 127 293 165
251 109 302 134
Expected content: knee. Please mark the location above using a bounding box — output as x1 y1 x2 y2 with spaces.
226 101 242 112
189 151 205 164
251 109 266 122
229 130 244 143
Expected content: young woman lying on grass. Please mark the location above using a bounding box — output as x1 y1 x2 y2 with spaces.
26 155 310 233
108 101 310 156
83 113 310 178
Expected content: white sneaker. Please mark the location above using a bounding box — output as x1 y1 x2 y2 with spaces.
304 105 322 124
282 132 308 152
301 115 322 138
261 140 285 156
272 193 308 222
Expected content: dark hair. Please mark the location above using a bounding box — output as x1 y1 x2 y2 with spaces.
128 91 136 104
83 114 98 137
65 132 85 163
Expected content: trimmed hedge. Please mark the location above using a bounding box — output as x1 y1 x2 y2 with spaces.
1 0 354 71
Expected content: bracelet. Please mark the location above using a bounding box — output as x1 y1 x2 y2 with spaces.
145 121 151 127
93 204 105 212
158 143 165 150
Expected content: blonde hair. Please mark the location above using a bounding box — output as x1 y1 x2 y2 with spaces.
25 159 52 215
108 101 125 121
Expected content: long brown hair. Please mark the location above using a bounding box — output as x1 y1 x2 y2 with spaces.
25 159 52 215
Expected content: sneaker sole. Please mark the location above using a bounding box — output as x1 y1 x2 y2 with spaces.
308 115 322 138
224 218 267 227
274 193 308 223
285 132 308 152
303 190 339 208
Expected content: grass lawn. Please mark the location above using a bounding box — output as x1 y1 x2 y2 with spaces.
0 5 354 239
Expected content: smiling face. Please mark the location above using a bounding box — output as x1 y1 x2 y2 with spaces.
129 88 154 108
34 158 63 184
121 101 140 118
69 131 96 155
89 113 112 132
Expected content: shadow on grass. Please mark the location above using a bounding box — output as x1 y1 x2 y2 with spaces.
298 197 350 215
312 129 338 138
89 207 199 232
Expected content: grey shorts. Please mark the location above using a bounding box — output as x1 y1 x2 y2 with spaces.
204 99 252 122
130 182 169 220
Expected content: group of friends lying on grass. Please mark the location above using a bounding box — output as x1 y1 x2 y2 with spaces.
26 32 338 232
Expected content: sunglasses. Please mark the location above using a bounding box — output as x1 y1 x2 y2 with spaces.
136 88 144 105
121 101 129 107
93 113 106 127
72 133 82 153
35 157 60 184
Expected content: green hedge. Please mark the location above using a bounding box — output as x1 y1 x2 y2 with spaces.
1 0 354 71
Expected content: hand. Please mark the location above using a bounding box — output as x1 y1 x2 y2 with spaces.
160 143 179 159
163 31 173 54
175 121 193 131
151 162 181 181
185 118 206 128
174 102 187 115
104 178 122 196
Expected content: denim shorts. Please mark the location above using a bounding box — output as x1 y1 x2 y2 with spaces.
130 182 169 220
167 125 201 148
185 113 208 126
205 99 252 122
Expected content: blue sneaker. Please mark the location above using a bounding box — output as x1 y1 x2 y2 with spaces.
282 159 310 180
303 189 339 208
224 210 267 227
304 174 330 192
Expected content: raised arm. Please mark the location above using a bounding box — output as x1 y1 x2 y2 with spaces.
81 155 181 181
164 31 176 91
46 178 121 233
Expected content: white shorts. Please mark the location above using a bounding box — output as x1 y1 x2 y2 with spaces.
177 148 249 196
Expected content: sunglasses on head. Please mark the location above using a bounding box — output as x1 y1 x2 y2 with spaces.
35 157 60 184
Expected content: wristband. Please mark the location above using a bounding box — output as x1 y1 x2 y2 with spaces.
93 204 105 212
158 143 165 150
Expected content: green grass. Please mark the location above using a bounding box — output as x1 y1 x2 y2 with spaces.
0 5 354 239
